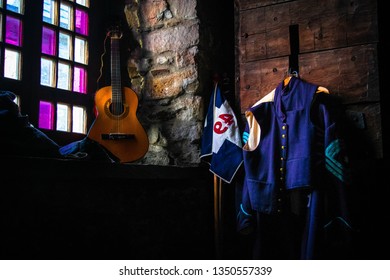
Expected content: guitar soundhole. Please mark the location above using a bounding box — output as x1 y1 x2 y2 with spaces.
104 99 129 119
109 102 124 115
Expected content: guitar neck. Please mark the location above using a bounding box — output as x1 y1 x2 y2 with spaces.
111 36 122 104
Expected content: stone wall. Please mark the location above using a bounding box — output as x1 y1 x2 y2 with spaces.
123 0 234 166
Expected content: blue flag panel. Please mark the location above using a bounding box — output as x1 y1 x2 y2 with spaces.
200 83 243 183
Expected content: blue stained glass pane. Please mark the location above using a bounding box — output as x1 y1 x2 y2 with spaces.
59 3 72 30
6 0 23 14
43 0 55 24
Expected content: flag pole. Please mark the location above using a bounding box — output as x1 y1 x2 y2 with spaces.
213 175 221 259
218 175 223 257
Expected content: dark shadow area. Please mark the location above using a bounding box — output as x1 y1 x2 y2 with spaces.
0 157 215 260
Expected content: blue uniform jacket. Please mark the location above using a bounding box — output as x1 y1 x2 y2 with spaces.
238 77 351 259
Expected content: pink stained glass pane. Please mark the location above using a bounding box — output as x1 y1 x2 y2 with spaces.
0 14 2 42
41 27 56 55
39 101 54 130
5 15 22 46
75 8 88 35
73 66 87 94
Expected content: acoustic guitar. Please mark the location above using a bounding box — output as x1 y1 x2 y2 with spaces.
87 27 149 163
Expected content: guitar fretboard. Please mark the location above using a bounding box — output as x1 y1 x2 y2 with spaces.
110 36 123 114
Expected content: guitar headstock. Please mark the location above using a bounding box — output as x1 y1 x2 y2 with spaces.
107 26 123 39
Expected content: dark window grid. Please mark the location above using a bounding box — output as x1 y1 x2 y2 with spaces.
38 1 89 133
0 0 93 140
0 7 24 78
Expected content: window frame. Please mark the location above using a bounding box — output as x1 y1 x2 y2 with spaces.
0 0 105 145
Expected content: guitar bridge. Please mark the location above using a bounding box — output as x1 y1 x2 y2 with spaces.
101 133 135 140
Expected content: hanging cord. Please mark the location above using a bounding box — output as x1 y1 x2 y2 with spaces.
96 32 110 89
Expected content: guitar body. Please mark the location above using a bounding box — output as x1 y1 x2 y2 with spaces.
88 27 148 163
87 85 149 163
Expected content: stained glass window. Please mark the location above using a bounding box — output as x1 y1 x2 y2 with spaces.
1 0 92 136
2 1 23 80
56 103 70 131
41 26 56 55
39 101 54 130
72 105 86 133
59 2 72 30
42 0 56 24
40 0 88 94
73 66 86 93
74 36 87 64
57 61 71 90
58 32 71 59
6 0 23 14
5 15 22 46
0 14 3 42
76 0 89 7
40 57 55 87
75 8 88 35
4 48 21 79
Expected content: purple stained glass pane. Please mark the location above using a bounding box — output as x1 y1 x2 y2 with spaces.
39 101 54 130
5 15 22 46
75 8 88 35
73 66 87 94
41 27 56 55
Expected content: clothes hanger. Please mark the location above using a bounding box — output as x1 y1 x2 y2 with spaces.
283 69 330 94
283 69 299 86
317 86 329 94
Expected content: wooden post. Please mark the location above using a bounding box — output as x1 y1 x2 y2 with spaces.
214 175 223 259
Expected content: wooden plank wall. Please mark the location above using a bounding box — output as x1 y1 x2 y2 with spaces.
235 0 382 158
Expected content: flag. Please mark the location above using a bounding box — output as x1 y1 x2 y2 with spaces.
200 82 243 183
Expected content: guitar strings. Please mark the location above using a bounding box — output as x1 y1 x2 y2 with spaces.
96 30 126 135
112 37 121 135
96 32 121 134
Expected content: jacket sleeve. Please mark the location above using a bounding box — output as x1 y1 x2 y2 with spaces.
311 91 351 184
310 91 354 256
